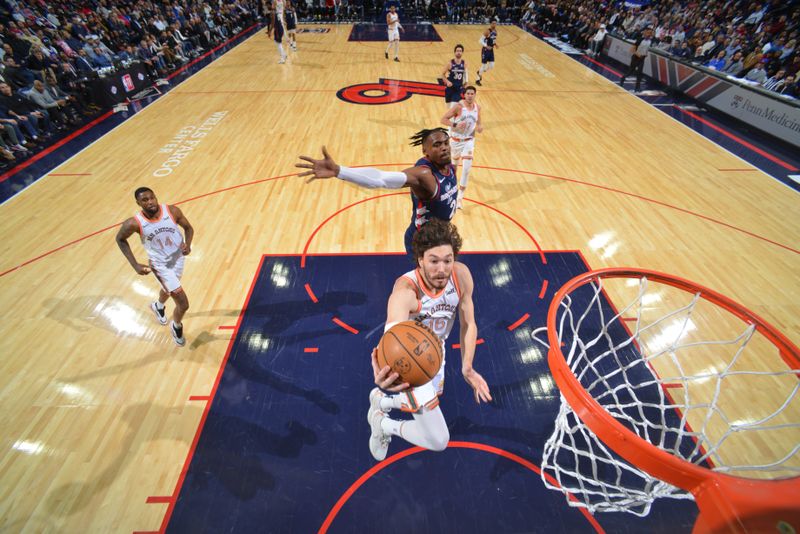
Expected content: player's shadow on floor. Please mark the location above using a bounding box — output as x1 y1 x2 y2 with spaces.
473 174 561 207
42 403 315 516
225 342 342 415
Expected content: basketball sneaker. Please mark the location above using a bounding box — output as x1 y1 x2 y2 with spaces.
170 320 186 347
367 408 391 461
278 56 286 64
385 51 388 59
150 301 167 325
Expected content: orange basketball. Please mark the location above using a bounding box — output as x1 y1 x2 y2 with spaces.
377 321 443 387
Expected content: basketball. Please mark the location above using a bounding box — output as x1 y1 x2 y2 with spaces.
377 321 443 387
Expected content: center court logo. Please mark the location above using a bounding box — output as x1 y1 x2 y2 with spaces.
337 78 445 105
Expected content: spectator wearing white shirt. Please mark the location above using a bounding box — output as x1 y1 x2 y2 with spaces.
588 23 607 58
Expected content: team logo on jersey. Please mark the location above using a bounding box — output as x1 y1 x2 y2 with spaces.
337 78 445 105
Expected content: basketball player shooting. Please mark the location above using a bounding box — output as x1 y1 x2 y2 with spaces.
366 219 492 461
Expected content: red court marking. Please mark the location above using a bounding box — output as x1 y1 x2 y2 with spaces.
218 325 236 330
300 189 405 268
582 55 623 77
0 172 293 278
621 317 637 322
672 106 799 171
304 283 319 303
663 383 682 389
464 198 547 264
47 173 92 176
166 23 258 81
538 279 549 299
0 110 114 184
452 338 485 349
132 531 159 534
157 254 267 534
332 317 359 335
188 395 210 401
507 313 530 331
317 441 604 534
146 496 173 504
304 347 319 353
6 159 798 279
478 164 800 255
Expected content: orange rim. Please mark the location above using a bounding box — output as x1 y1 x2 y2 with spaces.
545 268 800 532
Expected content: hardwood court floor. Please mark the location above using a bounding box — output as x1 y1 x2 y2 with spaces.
0 24 797 532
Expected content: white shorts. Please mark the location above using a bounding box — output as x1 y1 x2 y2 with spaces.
387 28 399 41
400 351 446 412
150 255 185 294
450 137 475 160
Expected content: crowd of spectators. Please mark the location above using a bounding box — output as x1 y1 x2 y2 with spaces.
0 0 795 172
520 0 800 98
295 0 525 24
0 0 259 171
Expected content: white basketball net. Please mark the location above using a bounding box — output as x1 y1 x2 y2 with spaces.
532 275 800 517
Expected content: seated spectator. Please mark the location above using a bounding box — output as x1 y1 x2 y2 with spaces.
26 47 56 81
2 57 36 88
762 69 787 92
0 81 52 140
781 75 798 98
655 35 672 52
744 59 768 84
588 23 607 58
28 79 72 128
779 39 796 61
0 110 30 152
671 40 692 59
90 46 115 69
723 51 745 75
74 49 95 74
706 50 727 70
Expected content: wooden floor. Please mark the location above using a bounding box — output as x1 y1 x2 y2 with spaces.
0 24 798 532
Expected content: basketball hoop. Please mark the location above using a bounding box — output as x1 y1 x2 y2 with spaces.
532 268 800 533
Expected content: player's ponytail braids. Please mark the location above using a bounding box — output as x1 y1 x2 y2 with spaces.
409 127 448 147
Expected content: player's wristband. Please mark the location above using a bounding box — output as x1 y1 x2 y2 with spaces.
337 166 407 189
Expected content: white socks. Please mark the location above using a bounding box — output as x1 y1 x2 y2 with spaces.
460 158 473 188
380 396 450 452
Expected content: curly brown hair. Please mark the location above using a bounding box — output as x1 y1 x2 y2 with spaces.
411 219 463 262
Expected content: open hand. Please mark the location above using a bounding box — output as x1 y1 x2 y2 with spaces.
296 146 340 183
371 347 409 393
463 367 492 403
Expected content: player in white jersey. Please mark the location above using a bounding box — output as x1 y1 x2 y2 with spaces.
385 4 403 62
116 187 195 346
366 219 492 461
270 0 288 63
440 85 482 209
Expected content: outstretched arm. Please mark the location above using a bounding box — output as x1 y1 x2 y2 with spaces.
456 263 492 403
115 218 150 275
297 146 438 198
